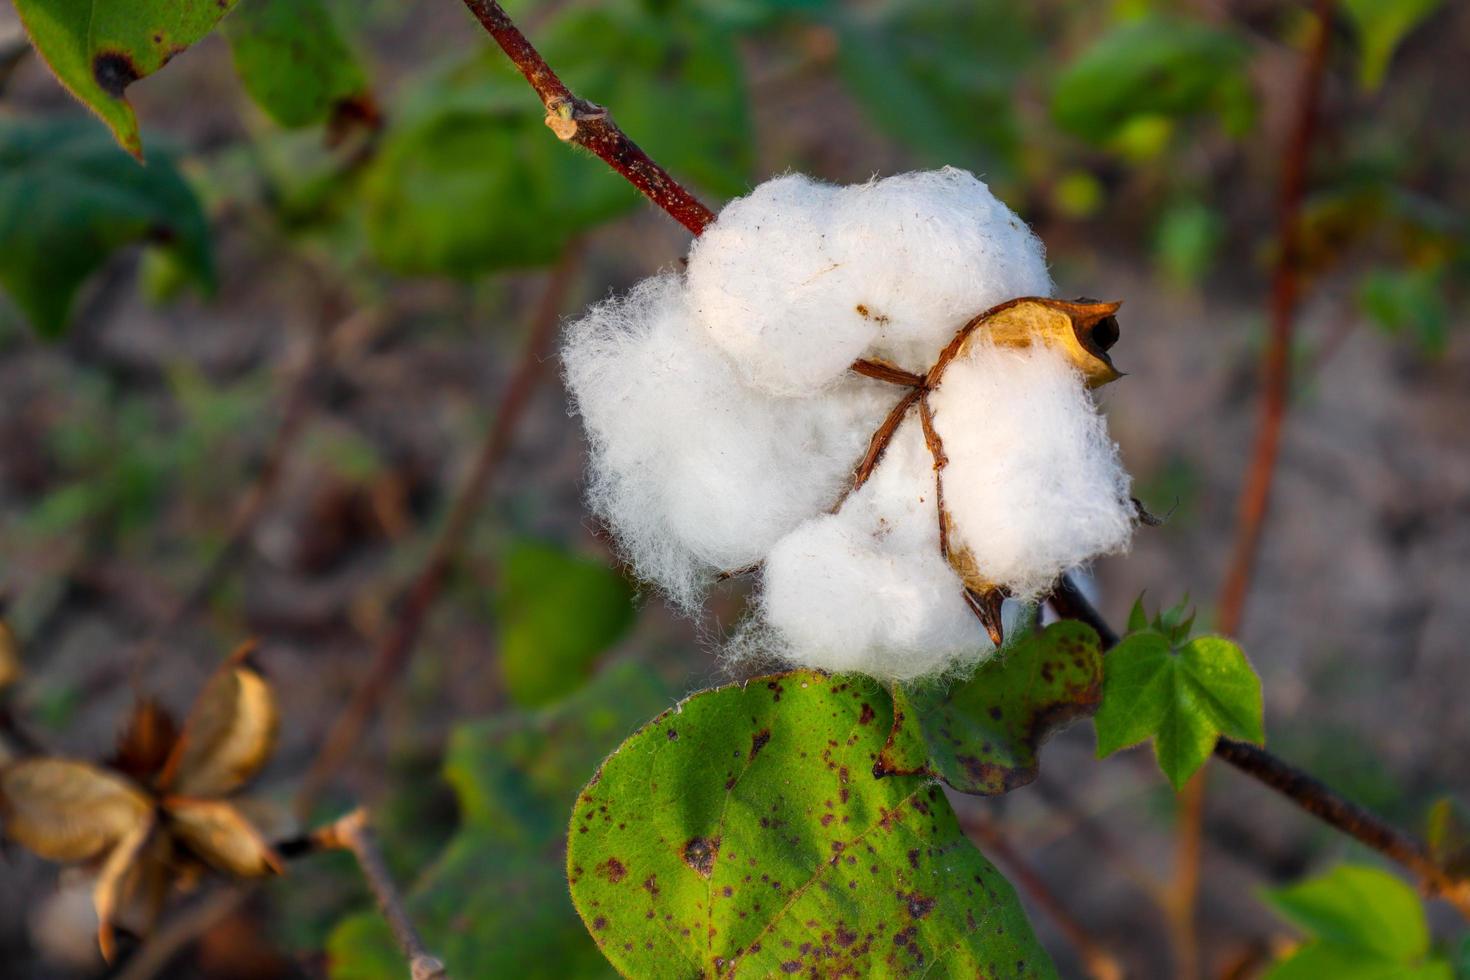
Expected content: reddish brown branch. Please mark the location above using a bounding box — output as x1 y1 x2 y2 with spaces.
846 387 922 496
1215 0 1335 636
459 0 715 236
1045 579 1470 923
962 815 1123 980
295 245 583 817
851 358 926 387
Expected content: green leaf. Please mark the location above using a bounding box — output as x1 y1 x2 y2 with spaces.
497 541 636 709
1357 265 1451 355
1263 865 1453 979
328 662 669 979
361 61 634 277
1342 0 1445 91
222 0 368 128
1051 15 1253 146
0 117 214 337
1094 631 1263 790
14 0 242 157
877 621 1103 795
833 0 1038 178
568 671 1057 978
1155 200 1224 287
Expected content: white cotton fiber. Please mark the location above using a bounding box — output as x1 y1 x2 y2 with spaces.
759 419 986 680
686 168 1053 395
929 341 1136 601
562 274 893 609
561 167 1135 680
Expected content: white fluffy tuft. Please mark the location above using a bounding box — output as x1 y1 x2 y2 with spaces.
562 169 1133 680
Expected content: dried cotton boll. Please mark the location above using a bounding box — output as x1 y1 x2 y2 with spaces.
563 274 893 609
758 419 989 680
929 339 1135 601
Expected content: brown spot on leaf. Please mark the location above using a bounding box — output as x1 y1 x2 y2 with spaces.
596 857 627 883
859 703 875 726
682 836 719 878
92 51 140 99
749 728 771 761
592 916 607 931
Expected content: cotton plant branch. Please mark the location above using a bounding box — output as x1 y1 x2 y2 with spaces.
458 0 716 236
1173 3 1339 968
296 244 584 818
1047 576 1470 923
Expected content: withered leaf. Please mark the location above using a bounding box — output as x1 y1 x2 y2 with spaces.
93 815 156 962
0 759 152 862
112 699 179 782
164 797 283 877
162 650 279 797
0 619 19 689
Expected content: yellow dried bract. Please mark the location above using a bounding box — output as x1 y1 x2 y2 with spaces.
0 759 151 862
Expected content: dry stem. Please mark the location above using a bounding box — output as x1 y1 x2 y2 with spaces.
296 244 583 818
459 0 716 236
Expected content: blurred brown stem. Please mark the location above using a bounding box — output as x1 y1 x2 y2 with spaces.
1048 578 1470 923
962 814 1122 980
295 244 583 818
1175 2 1337 971
458 0 716 236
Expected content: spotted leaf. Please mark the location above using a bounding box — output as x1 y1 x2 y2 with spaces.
568 672 1055 978
877 621 1103 795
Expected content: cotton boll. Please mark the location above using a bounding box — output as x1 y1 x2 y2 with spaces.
929 339 1135 601
759 419 990 680
563 274 893 608
686 174 879 395
828 168 1055 374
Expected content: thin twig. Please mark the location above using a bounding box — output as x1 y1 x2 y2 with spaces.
295 244 584 818
962 814 1123 980
285 809 448 979
459 0 716 236
114 887 250 980
1046 579 1470 923
1176 4 1337 969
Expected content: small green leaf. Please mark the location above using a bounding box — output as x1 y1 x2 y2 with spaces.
877 621 1103 795
1263 865 1453 980
1095 630 1263 790
496 540 636 709
1127 595 1149 634
0 117 214 337
1156 201 1224 287
1051 15 1252 146
14 0 242 156
569 672 1056 977
328 663 668 979
1342 0 1445 91
1357 265 1451 355
222 0 368 128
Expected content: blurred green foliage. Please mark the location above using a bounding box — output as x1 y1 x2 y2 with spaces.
0 118 213 337
222 0 368 128
327 662 667 979
1263 864 1455 979
495 539 635 708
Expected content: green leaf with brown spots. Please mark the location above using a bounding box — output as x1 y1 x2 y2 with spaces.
326 662 667 980
568 672 1057 978
876 621 1104 796
14 0 243 158
221 0 368 129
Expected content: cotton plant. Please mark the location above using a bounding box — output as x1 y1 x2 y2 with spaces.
564 167 1138 680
